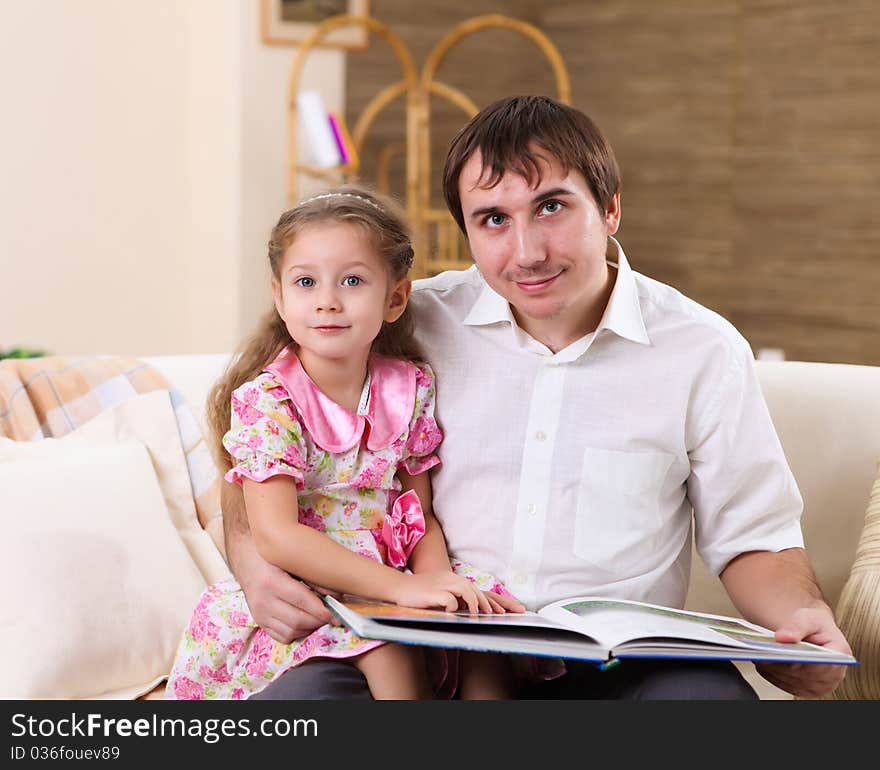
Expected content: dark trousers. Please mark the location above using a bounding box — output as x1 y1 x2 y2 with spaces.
248 657 758 700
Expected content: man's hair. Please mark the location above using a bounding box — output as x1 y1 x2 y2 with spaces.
442 95 621 233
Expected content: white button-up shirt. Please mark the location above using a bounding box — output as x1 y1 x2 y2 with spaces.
410 238 803 611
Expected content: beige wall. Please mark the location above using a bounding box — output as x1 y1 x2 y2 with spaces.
0 0 344 356
239 5 345 344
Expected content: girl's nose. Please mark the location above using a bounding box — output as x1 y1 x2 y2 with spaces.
315 287 341 312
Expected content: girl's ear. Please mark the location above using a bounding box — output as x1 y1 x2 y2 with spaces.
384 277 412 323
271 278 284 318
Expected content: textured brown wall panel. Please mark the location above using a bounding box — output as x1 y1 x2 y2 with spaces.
730 0 880 364
346 0 880 364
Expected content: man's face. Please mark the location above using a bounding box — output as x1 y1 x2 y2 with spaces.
458 148 620 349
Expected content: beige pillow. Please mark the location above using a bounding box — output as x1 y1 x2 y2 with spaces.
0 391 230 699
831 461 880 699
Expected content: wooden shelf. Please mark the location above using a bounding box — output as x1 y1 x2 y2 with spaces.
293 162 360 176
286 14 570 279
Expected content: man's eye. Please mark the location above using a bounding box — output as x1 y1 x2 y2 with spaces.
295 277 315 288
342 275 361 287
486 213 506 227
541 200 562 215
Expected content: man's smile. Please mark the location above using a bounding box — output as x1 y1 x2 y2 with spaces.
512 269 564 293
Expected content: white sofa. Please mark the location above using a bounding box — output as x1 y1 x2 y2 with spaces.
147 355 880 700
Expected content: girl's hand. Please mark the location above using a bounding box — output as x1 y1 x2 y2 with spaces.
394 572 493 614
484 591 527 614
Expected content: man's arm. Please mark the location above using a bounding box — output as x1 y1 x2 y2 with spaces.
222 481 334 644
720 547 852 698
686 338 851 697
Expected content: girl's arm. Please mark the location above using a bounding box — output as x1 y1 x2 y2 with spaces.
397 468 454 574
222 481 333 643
398 469 525 614
243 476 487 612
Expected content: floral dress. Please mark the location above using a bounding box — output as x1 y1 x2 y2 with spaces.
166 346 507 700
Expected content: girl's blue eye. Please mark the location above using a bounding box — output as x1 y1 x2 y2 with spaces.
295 277 315 288
342 275 361 287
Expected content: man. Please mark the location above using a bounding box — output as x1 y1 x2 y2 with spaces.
227 95 850 699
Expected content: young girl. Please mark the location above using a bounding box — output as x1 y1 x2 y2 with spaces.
166 185 520 700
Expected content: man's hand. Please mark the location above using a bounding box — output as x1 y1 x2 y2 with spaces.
755 606 852 698
235 536 334 644
721 548 852 698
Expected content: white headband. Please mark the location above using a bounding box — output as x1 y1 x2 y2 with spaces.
295 191 414 269
297 192 383 212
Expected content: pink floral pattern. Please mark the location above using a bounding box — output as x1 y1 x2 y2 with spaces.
231 395 262 427
172 677 205 700
166 361 446 700
353 457 391 488
406 417 444 456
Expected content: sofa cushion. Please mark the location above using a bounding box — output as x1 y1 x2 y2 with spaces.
0 390 230 699
831 460 880 699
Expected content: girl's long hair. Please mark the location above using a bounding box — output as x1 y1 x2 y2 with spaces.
206 184 421 472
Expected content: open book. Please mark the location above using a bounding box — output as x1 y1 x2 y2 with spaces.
325 595 857 669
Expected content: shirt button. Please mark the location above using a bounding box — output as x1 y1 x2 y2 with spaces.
514 573 527 585
527 503 537 515
535 431 546 441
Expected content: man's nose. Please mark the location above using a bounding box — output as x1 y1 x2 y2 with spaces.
511 223 547 268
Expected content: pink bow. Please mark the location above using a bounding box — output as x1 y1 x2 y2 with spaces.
381 489 426 568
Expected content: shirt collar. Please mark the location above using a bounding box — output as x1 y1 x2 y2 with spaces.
600 238 651 346
263 346 416 453
462 269 516 328
462 237 651 347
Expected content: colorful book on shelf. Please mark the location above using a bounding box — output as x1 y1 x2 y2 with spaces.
296 90 344 168
328 111 360 170
325 594 858 669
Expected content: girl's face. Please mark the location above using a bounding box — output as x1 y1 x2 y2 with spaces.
272 222 410 363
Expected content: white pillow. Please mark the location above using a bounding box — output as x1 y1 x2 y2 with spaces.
0 391 230 699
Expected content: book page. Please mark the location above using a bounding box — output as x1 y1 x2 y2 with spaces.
539 597 782 650
326 596 610 661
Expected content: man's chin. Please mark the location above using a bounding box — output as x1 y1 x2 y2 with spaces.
511 297 567 324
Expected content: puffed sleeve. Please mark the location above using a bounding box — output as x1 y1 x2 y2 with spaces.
222 374 308 486
399 363 443 476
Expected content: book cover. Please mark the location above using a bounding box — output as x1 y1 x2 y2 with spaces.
327 112 349 164
328 111 360 170
297 90 343 168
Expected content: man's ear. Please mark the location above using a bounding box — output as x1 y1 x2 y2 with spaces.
605 192 622 235
384 277 412 323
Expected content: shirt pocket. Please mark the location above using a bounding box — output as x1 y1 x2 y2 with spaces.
574 448 674 575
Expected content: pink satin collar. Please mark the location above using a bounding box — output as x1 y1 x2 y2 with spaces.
263 346 416 453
